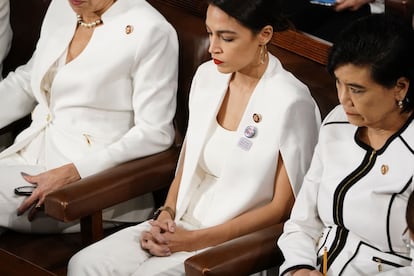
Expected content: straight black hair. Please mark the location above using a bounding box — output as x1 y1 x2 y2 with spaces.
328 14 414 112
207 0 290 33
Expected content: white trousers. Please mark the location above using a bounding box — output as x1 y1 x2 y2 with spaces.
0 133 154 233
68 220 203 276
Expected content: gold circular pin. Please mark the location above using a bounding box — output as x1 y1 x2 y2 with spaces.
381 164 389 175
125 25 134 34
253 113 262 123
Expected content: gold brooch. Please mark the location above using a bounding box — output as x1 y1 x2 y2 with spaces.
380 164 389 175
125 25 134 34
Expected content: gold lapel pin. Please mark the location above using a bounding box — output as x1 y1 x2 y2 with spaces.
125 25 134 34
381 164 389 175
253 113 262 123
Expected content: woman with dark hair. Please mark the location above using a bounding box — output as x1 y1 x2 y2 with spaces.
278 14 414 276
68 0 321 275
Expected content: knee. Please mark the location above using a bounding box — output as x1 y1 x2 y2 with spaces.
67 249 95 276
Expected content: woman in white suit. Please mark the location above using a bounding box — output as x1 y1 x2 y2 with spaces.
0 0 178 232
68 0 321 275
278 14 414 276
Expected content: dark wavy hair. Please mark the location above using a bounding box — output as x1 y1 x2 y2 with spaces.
206 0 290 34
327 14 414 112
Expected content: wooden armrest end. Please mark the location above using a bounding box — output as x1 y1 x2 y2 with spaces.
185 223 285 276
44 147 180 222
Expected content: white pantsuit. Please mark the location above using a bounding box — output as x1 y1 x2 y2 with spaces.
68 55 321 275
0 0 178 232
278 106 414 275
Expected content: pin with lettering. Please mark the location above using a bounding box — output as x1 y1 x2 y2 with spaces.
238 125 257 151
238 137 252 151
244 125 257 138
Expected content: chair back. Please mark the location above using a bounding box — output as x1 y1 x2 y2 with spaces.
148 0 210 145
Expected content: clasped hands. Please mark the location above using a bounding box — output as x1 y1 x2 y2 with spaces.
17 163 80 221
141 218 194 257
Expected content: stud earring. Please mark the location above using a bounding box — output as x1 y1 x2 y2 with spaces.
398 100 404 109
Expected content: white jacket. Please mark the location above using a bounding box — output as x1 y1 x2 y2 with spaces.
279 106 414 275
0 0 178 177
175 55 321 227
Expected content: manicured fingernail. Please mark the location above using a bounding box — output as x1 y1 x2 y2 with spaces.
20 172 30 177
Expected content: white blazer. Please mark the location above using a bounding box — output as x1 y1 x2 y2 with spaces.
0 0 12 78
175 55 321 227
278 106 414 275
0 0 178 177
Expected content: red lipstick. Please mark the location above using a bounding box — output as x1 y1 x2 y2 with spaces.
213 59 223 65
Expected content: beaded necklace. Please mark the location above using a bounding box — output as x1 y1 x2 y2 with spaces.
76 14 102 28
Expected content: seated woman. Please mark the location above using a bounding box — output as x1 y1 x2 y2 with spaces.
67 0 321 274
278 13 414 276
0 0 178 232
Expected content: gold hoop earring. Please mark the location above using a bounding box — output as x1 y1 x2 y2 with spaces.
259 44 268 65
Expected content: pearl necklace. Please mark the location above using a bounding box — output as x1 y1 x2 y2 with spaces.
77 14 102 28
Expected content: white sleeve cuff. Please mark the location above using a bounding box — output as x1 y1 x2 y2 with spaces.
369 0 385 14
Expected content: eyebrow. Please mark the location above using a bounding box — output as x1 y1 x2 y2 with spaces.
346 83 366 89
205 24 237 35
216 30 237 35
335 77 366 90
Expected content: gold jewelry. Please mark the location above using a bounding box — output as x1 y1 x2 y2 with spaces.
77 14 102 28
259 44 268 65
152 206 175 220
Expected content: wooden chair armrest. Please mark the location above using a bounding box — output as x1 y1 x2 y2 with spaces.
184 223 285 276
44 146 180 222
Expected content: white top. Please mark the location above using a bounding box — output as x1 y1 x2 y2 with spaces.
182 121 236 227
370 0 385 14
